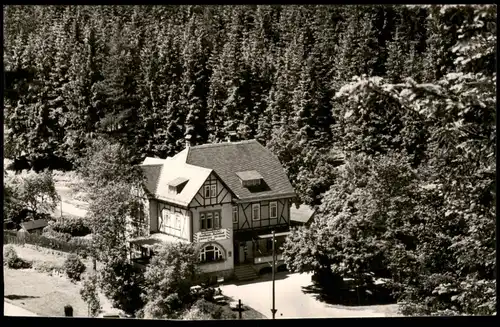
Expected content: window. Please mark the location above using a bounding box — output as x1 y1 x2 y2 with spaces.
206 212 213 229
176 213 181 229
214 212 220 229
204 185 210 198
242 179 261 187
200 210 221 231
200 213 206 230
159 209 170 231
199 244 223 262
232 206 238 223
165 210 171 227
210 185 217 198
252 203 260 221
160 208 183 234
270 202 278 219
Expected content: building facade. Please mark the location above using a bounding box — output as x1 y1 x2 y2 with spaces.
128 139 296 281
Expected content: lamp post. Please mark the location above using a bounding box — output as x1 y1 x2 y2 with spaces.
271 230 277 319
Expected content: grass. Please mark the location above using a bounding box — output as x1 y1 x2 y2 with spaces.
4 268 114 317
8 244 103 277
3 244 114 317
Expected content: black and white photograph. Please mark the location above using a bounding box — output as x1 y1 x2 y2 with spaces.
3 4 496 320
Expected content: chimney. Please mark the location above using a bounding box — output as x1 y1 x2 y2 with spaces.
185 134 192 148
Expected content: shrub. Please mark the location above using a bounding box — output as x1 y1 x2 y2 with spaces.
64 253 86 281
69 238 90 259
51 217 91 237
80 274 101 317
193 299 236 320
43 226 72 242
182 307 212 320
99 258 144 314
33 261 64 275
3 245 32 269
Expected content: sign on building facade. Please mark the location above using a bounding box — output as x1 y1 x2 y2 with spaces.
194 228 231 243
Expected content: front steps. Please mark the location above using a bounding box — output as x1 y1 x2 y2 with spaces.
234 264 259 281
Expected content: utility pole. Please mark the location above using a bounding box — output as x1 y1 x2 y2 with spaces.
271 230 277 319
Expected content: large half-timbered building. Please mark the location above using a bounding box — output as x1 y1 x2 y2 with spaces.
128 139 297 281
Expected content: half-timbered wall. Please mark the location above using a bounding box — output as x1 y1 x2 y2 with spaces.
232 198 292 231
189 173 232 208
156 201 191 241
149 199 158 232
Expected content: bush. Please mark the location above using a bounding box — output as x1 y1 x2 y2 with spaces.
182 307 212 320
3 245 32 269
99 258 144 314
193 299 236 320
63 253 86 281
51 217 91 237
32 261 64 275
80 274 101 317
43 226 72 242
69 238 91 259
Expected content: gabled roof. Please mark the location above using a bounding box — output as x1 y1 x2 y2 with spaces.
290 205 316 224
141 164 163 195
20 219 48 231
154 157 212 207
184 140 296 201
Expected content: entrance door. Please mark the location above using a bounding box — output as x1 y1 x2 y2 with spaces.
233 242 240 264
239 243 246 264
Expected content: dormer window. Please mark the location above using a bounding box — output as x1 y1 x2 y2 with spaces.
167 177 189 194
235 170 263 188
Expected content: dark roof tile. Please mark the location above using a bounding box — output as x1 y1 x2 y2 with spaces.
141 164 163 195
186 140 295 201
21 219 48 231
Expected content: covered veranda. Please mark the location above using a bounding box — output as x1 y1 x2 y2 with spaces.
128 233 190 266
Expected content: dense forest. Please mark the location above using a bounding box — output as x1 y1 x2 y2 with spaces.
4 4 492 204
3 5 496 316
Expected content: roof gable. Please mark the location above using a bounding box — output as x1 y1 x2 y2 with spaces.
184 140 295 201
154 158 213 207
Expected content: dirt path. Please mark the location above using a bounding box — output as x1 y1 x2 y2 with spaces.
53 185 88 218
4 301 39 316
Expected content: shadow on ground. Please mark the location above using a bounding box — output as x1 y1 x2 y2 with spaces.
228 271 291 287
301 282 396 307
5 294 40 300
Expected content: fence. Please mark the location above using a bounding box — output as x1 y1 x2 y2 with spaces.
4 229 90 255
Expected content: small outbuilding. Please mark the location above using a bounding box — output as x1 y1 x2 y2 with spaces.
290 205 316 228
19 219 49 236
